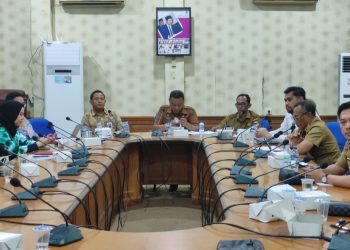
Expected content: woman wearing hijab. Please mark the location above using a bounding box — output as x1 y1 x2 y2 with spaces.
0 101 49 154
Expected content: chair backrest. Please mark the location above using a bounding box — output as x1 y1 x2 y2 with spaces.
29 118 55 136
259 118 271 131
326 121 346 151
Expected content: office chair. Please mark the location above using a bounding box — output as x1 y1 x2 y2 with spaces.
259 118 271 131
326 121 346 151
29 118 55 136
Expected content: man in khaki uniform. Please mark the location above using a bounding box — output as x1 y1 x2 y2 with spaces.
153 90 198 192
288 99 339 165
82 90 122 131
153 90 199 132
306 101 350 188
212 94 260 130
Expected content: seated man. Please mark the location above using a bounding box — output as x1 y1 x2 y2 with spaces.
256 86 305 140
212 94 260 130
5 91 38 139
307 101 350 187
153 90 199 132
82 90 122 131
289 99 340 165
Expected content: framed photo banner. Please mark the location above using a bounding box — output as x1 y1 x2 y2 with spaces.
156 7 191 56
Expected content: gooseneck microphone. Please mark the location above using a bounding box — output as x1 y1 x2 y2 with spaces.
232 126 252 147
10 178 83 246
8 150 57 188
48 121 88 159
234 140 289 185
258 163 329 202
0 185 28 217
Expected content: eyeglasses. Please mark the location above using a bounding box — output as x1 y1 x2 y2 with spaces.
293 112 308 121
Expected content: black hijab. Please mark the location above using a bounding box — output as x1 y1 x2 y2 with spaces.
0 101 24 138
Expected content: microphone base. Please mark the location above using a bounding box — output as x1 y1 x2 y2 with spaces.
234 174 259 184
0 203 28 218
217 134 233 140
33 177 58 188
71 147 88 159
233 141 249 147
328 234 350 250
151 130 164 136
231 165 252 176
49 224 83 246
115 131 130 138
244 186 266 198
67 158 88 168
12 187 42 200
236 158 256 166
254 150 268 158
58 167 82 176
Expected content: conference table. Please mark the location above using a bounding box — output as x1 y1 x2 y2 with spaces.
0 132 349 249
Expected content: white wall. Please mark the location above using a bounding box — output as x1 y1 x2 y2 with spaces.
1 0 350 117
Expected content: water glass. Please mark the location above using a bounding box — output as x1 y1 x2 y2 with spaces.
33 225 52 250
316 198 330 222
2 164 13 183
301 178 314 191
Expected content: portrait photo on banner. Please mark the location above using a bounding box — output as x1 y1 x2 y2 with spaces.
156 7 191 56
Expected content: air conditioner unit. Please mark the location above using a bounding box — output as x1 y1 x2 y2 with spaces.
253 0 318 4
339 53 350 105
59 0 125 6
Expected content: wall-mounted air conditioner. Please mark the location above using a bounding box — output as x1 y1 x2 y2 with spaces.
253 0 318 4
339 53 350 105
59 0 125 6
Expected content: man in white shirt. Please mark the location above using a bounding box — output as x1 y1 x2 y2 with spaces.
255 86 306 140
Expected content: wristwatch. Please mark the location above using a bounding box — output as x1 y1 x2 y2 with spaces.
321 174 329 184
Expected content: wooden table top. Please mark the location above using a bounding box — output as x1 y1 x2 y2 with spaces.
0 132 347 249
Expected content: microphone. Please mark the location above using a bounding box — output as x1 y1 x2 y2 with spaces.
234 140 289 185
0 185 28 217
33 136 85 176
244 151 301 198
232 126 252 147
8 150 58 188
231 133 286 175
65 116 81 127
48 121 88 159
258 163 329 202
10 178 83 246
0 159 43 200
216 124 233 140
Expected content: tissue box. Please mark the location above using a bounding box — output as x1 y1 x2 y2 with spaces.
173 129 189 137
95 127 112 139
249 201 279 223
267 184 296 201
54 151 73 163
82 137 102 146
20 163 39 177
0 232 23 250
266 199 324 237
295 191 331 210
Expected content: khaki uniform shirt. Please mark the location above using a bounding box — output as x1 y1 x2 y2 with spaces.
154 105 199 127
82 109 122 131
301 117 340 165
336 140 350 172
218 110 260 129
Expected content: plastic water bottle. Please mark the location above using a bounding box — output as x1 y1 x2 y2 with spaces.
290 146 299 171
283 144 291 168
81 125 89 138
199 122 205 136
121 121 130 133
